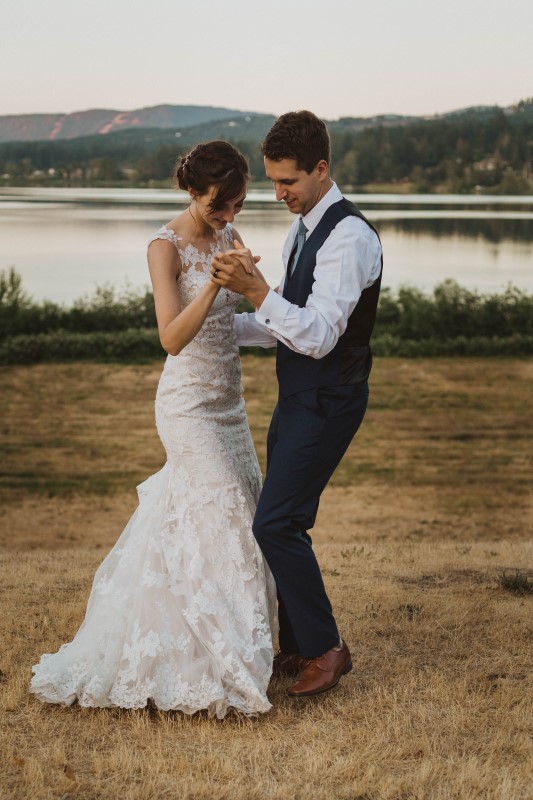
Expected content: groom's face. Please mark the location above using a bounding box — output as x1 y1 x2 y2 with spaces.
264 157 329 217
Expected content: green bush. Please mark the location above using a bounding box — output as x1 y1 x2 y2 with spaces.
1 269 532 363
0 328 162 364
375 280 533 340
372 333 533 357
0 269 156 341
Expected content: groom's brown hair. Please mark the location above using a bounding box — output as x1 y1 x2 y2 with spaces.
260 110 331 174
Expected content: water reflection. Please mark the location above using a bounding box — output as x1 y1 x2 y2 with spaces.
376 217 533 243
0 196 531 302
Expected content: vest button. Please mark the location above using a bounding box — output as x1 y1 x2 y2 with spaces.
265 318 271 325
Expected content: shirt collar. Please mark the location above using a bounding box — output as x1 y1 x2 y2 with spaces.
301 182 343 236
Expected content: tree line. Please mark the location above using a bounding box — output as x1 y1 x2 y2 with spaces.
1 101 532 193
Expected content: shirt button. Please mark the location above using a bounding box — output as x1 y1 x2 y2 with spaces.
265 318 270 325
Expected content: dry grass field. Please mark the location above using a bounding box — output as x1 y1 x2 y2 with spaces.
1 357 532 800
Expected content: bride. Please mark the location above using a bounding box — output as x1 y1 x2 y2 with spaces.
30 141 277 717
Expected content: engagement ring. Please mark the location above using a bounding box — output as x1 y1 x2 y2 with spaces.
214 269 220 278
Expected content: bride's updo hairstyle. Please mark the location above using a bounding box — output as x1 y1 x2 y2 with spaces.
175 141 250 213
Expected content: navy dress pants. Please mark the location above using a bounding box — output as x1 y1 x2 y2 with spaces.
252 381 369 660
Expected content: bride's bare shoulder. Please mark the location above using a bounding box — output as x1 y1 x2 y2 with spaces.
164 212 190 239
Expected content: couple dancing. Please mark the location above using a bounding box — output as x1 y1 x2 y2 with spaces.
30 111 383 717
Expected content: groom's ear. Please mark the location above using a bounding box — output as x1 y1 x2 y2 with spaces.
316 160 329 181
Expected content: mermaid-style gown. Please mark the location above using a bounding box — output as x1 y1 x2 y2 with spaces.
30 224 277 717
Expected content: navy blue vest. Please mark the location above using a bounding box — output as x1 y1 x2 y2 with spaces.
276 197 382 398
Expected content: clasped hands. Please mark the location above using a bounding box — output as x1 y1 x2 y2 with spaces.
211 239 270 308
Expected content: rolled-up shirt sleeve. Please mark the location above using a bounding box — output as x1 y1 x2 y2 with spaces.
254 218 382 359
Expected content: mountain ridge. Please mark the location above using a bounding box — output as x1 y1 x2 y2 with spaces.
2 100 531 144
0 104 262 143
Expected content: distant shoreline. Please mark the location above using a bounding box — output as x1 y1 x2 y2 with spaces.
1 186 533 209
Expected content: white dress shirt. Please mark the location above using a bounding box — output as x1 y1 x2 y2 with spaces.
234 183 382 359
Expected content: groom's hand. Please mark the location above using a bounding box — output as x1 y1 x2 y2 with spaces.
226 240 260 275
211 246 270 309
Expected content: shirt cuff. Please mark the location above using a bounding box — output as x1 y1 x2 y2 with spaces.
255 288 290 329
234 311 278 347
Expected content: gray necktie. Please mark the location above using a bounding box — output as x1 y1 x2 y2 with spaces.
289 218 307 277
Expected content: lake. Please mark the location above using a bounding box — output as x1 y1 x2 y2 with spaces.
1 187 532 303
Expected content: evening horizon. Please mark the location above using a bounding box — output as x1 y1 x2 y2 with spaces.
2 0 531 122
2 93 532 122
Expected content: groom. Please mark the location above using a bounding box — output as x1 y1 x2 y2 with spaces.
211 110 383 697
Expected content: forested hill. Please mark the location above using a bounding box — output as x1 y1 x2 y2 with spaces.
331 100 533 194
1 99 532 193
0 104 264 142
0 101 431 144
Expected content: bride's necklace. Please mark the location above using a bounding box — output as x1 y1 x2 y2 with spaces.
187 205 219 247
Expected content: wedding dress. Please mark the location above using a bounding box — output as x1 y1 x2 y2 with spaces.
30 224 277 717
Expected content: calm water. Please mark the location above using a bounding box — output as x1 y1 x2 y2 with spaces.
1 188 532 303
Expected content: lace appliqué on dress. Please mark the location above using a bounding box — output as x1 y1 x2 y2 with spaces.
30 224 277 717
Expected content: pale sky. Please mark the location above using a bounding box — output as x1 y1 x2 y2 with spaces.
2 0 532 120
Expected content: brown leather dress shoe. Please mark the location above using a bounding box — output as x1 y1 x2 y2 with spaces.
272 651 307 676
288 642 352 697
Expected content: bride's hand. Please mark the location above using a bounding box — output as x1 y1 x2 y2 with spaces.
218 239 261 275
211 252 260 275
212 252 266 279
230 238 261 275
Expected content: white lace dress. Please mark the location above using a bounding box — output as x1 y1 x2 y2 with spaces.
30 224 277 717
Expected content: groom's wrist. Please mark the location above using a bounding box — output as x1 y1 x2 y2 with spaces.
245 284 270 310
